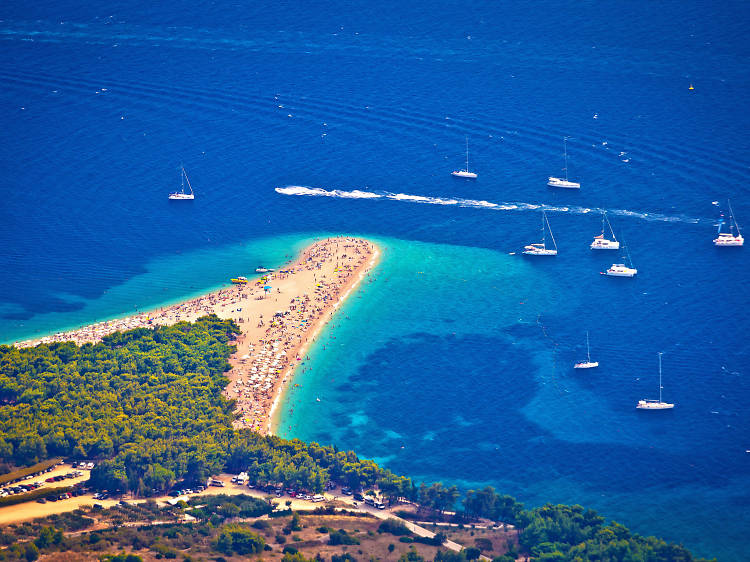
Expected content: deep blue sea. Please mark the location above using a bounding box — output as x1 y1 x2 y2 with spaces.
2 2 749 559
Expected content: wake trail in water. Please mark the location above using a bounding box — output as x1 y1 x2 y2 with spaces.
275 185 704 224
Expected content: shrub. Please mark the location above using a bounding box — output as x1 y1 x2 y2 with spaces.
328 529 359 546
464 547 481 560
378 519 410 536
474 537 493 552
212 524 265 555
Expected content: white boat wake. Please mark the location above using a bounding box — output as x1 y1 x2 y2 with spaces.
275 185 702 224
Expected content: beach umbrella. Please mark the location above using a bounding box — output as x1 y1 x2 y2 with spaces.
263 285 272 292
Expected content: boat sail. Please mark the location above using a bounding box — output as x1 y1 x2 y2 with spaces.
602 242 637 277
168 166 195 200
574 331 599 369
637 352 674 410
713 199 743 246
548 137 580 189
451 136 478 178
590 211 620 250
523 210 558 256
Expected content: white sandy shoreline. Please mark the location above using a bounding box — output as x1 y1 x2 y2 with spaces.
11 237 379 436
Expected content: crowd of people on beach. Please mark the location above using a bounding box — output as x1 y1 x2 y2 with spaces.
14 237 377 437
228 238 374 433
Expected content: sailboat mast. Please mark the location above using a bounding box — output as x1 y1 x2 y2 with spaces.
563 138 568 181
728 199 742 237
465 136 470 172
658 352 663 403
546 211 557 250
180 164 185 194
183 169 194 196
586 331 591 362
606 212 617 241
540 212 546 246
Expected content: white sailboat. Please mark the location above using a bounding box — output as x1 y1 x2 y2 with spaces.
548 137 580 189
713 199 743 246
451 136 478 178
574 331 599 369
168 166 195 200
637 352 674 410
590 211 620 250
523 210 558 256
602 243 637 277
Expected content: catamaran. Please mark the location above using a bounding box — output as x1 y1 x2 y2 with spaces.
602 243 637 277
574 331 599 369
637 352 674 410
713 199 743 246
523 210 558 256
168 166 195 200
548 137 580 189
451 136 478 178
590 211 620 250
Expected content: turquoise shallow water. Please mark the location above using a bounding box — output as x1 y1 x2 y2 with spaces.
277 237 750 561
0 234 316 345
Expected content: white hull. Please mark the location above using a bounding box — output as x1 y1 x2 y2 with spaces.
452 170 477 178
590 239 620 250
523 248 557 256
574 361 599 369
547 177 580 189
168 193 194 200
713 234 744 246
636 400 674 410
602 264 637 277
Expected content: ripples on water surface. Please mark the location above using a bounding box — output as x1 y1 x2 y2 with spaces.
1 2 749 559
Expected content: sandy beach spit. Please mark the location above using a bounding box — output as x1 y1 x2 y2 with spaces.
13 237 378 435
